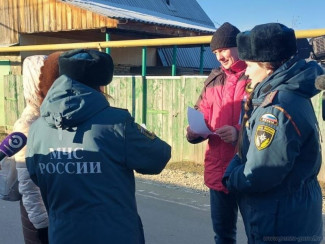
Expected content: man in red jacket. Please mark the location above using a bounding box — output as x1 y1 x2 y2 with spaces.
186 22 249 244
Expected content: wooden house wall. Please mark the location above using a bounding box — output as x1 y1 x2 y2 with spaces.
0 0 19 45
19 0 118 33
0 0 118 45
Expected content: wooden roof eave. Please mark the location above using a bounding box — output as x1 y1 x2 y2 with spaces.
115 20 213 37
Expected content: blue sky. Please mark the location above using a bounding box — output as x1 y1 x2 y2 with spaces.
196 0 325 31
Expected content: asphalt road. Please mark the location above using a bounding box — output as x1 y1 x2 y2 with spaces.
0 178 324 243
0 178 245 244
136 178 247 244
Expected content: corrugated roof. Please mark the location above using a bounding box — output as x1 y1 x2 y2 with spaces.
158 46 220 69
60 0 216 32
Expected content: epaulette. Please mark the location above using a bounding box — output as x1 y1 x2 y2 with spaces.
260 91 278 108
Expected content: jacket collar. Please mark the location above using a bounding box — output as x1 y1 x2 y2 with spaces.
222 60 247 75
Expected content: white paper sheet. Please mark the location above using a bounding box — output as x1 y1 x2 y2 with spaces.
187 107 215 138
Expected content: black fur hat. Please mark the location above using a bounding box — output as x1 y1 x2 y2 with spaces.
237 23 297 62
59 49 114 86
210 22 240 51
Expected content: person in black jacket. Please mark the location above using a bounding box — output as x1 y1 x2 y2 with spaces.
26 49 171 244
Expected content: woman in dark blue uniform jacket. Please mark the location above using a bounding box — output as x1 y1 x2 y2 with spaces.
26 49 171 244
223 23 324 243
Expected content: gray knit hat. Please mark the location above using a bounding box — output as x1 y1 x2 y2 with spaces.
237 23 297 62
210 22 240 51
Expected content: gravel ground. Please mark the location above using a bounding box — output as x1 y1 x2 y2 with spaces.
135 168 208 192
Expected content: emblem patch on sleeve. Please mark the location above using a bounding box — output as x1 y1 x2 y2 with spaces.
136 124 156 140
259 113 278 126
255 125 275 150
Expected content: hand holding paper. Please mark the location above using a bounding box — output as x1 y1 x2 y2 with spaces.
187 107 215 138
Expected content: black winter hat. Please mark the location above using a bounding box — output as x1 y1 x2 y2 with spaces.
237 23 297 62
210 22 240 51
59 49 114 86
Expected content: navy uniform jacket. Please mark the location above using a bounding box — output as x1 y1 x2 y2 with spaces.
223 57 324 243
26 76 171 244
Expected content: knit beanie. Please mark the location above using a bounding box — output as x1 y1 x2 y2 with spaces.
59 49 114 87
237 23 297 62
210 22 240 51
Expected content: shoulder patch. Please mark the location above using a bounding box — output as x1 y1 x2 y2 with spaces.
255 125 275 150
136 124 156 140
259 113 278 126
260 91 278 108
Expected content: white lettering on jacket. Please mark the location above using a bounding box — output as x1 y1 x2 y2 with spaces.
38 148 102 175
49 147 84 160
39 162 102 175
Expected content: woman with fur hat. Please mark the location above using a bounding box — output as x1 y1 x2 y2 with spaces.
223 23 324 243
25 49 171 244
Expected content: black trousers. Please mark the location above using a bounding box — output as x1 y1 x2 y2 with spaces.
19 200 44 244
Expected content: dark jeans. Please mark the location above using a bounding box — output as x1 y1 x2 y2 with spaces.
210 189 238 244
20 200 45 244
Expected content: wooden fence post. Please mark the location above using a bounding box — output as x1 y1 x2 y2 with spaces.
3 75 24 130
